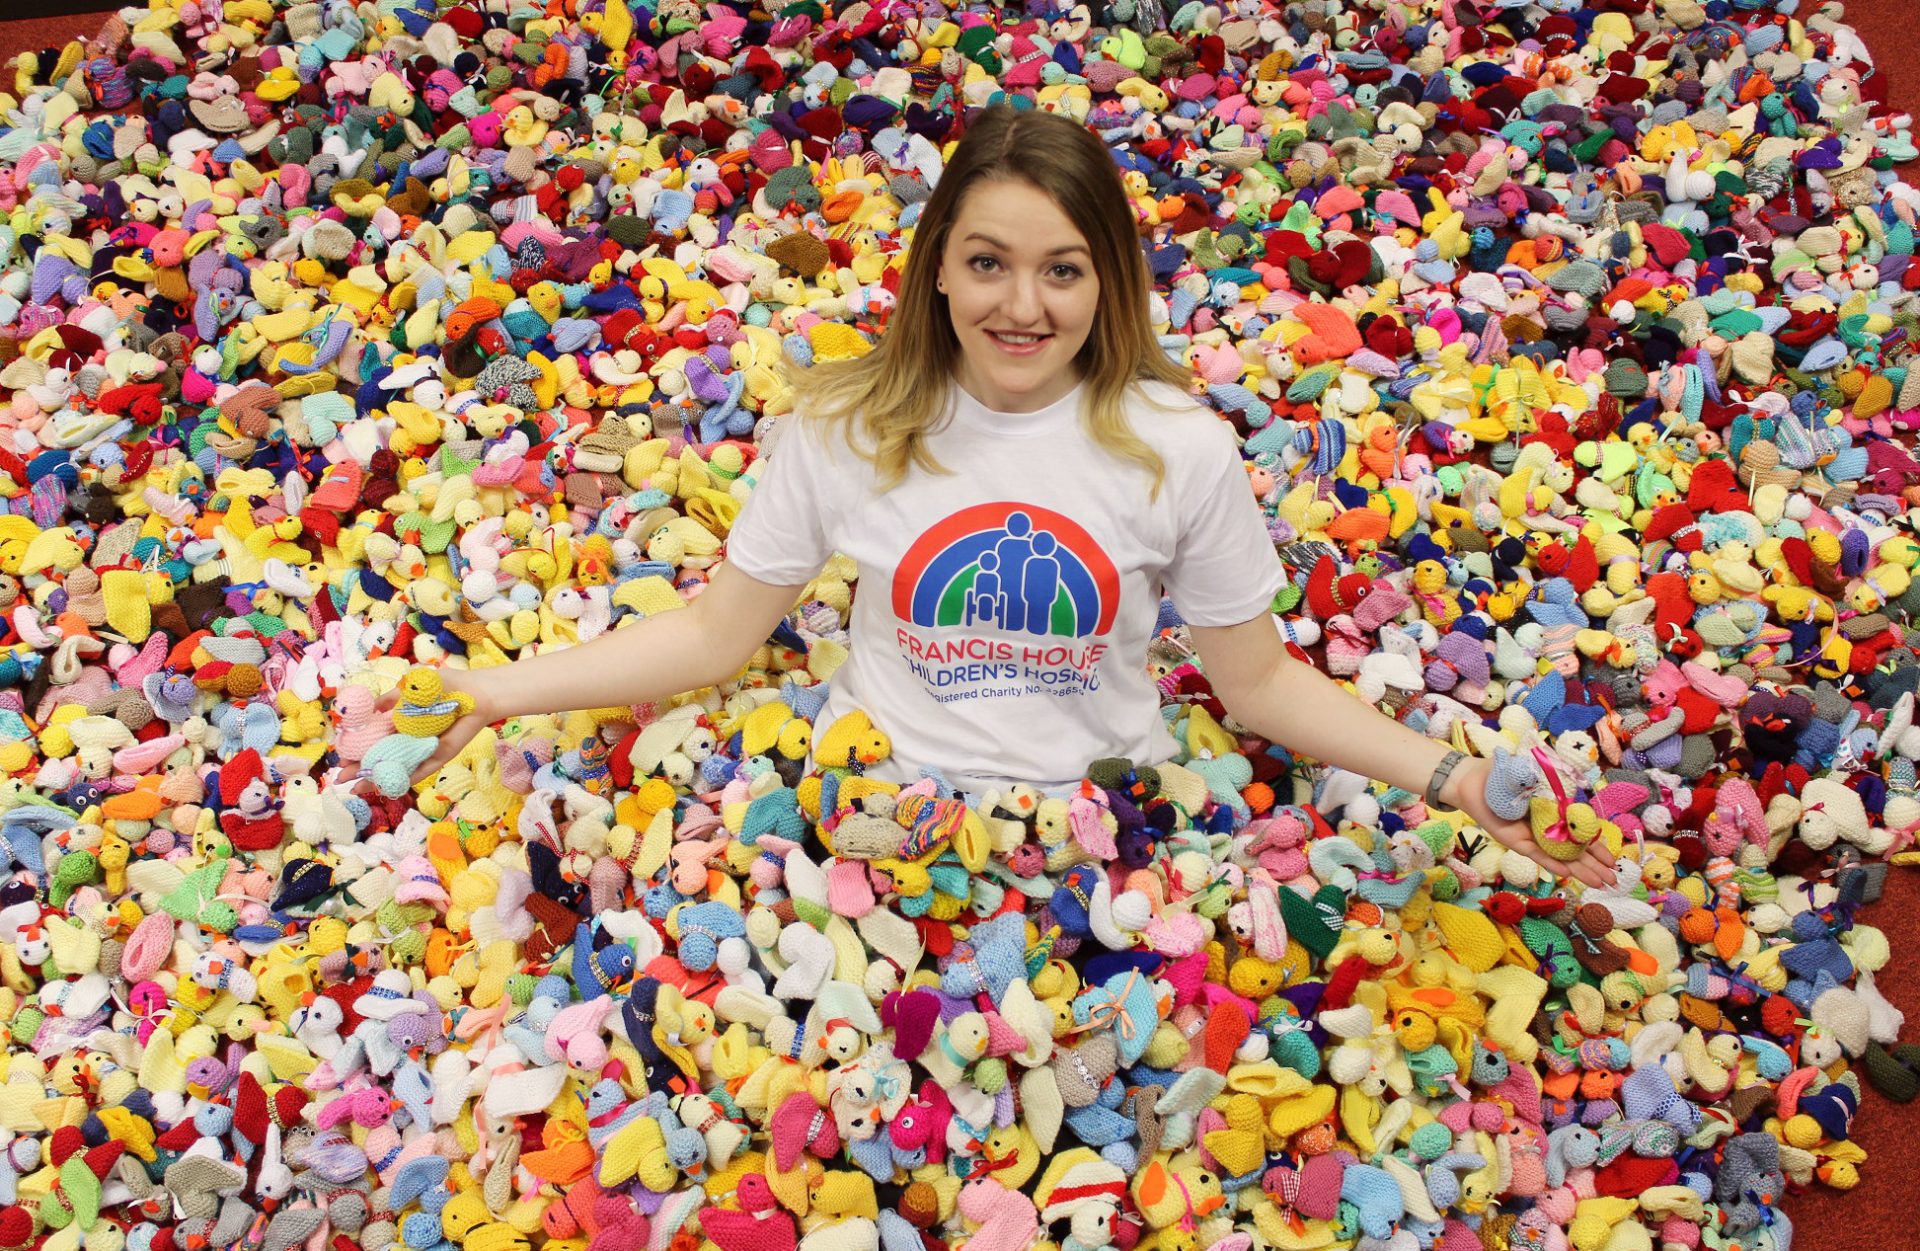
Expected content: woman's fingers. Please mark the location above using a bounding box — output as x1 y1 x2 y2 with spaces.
1524 842 1602 889
1490 822 1563 876
1519 842 1573 881
1564 855 1613 890
410 747 453 788
409 720 478 787
1556 841 1615 889
1486 817 1617 889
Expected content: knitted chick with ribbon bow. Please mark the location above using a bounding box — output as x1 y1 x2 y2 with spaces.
1527 795 1617 864
391 668 476 737
1495 744 1619 863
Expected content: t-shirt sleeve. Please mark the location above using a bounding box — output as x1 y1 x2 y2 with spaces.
722 413 836 586
1161 416 1289 627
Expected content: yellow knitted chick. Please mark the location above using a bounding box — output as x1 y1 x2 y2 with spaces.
391 669 476 737
1528 796 1608 862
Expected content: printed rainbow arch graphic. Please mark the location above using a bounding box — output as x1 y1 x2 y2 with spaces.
892 502 1120 638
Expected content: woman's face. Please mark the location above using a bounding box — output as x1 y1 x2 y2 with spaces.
937 178 1101 414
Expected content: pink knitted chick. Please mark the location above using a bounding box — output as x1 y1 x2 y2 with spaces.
586 1193 650 1251
546 996 617 1071
697 1176 793 1251
315 1086 398 1131
330 685 391 762
955 1175 1037 1251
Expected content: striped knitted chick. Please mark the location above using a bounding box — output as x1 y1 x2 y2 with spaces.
390 669 475 737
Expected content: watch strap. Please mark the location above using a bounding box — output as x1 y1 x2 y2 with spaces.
1425 749 1467 810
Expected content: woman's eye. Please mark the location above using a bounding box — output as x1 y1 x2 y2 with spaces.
966 257 1081 280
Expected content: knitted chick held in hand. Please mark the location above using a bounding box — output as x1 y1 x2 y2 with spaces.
1527 796 1612 863
360 735 442 798
391 668 476 737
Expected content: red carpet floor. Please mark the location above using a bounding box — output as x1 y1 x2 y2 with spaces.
0 14 102 63
0 5 1915 1250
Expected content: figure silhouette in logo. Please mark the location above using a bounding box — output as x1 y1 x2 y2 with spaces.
992 513 1036 626
1022 531 1061 634
966 549 1007 629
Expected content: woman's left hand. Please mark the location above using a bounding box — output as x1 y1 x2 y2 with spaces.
1441 755 1619 889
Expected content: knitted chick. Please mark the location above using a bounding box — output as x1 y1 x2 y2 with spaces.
1527 796 1614 862
390 669 476 737
360 734 441 798
796 711 902 819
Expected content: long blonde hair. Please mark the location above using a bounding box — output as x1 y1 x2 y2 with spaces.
778 104 1193 502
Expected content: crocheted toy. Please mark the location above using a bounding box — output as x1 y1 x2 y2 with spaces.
1071 968 1167 1068
1715 1133 1788 1235
939 912 1028 1003
664 901 748 973
1796 776 1890 855
798 710 896 817
1130 1154 1228 1251
697 1175 796 1251
1050 1033 1120 1110
955 1174 1038 1251
190 951 258 1005
879 989 941 1062
1526 795 1613 863
390 668 476 737
359 734 442 798
216 750 285 853
1036 1148 1128 1251
1484 745 1543 821
893 791 991 871
733 698 812 762
328 685 391 763
670 1092 745 1172
569 921 636 997
3 4 1918 1250
918 1013 992 1090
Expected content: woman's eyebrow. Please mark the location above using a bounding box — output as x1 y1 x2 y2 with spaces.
961 232 1090 258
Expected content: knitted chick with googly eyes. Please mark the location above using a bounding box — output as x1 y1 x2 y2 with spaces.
390 669 475 738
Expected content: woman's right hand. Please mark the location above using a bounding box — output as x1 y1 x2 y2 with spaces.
340 667 500 792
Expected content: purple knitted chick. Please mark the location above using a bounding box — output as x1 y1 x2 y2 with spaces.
1425 628 1489 693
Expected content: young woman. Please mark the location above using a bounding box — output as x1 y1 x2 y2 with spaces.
382 104 1616 889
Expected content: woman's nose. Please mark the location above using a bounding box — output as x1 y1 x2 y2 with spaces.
1006 272 1045 322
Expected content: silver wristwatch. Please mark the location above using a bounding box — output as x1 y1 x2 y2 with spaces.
1424 749 1467 810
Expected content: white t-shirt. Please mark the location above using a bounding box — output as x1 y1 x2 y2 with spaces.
722 377 1288 796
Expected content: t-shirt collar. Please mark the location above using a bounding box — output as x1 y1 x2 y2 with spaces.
947 377 1086 439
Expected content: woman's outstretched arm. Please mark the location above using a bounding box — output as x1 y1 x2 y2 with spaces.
365 562 815 785
1189 615 1619 888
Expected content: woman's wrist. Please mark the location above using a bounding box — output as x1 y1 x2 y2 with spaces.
1435 752 1475 811
450 665 501 723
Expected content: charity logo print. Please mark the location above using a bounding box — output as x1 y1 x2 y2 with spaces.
892 503 1120 704
892 503 1119 637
